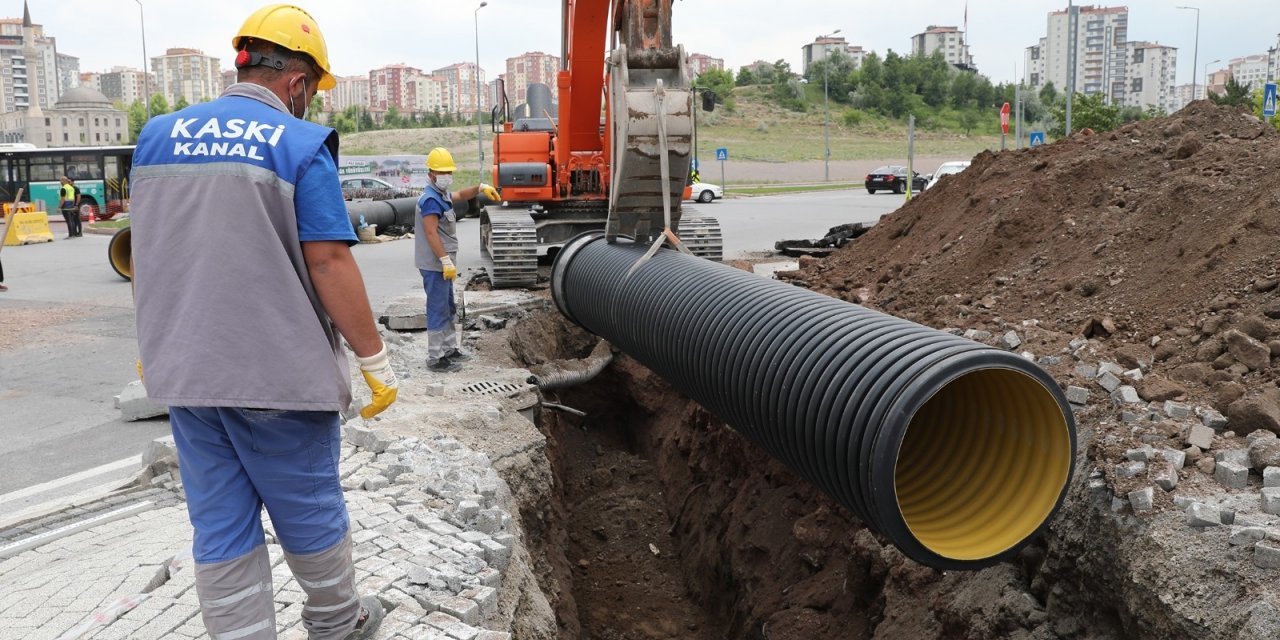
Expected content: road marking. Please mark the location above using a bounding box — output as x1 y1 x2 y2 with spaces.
0 455 141 508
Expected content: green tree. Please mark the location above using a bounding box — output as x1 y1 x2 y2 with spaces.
127 100 147 143
383 105 403 129
735 67 757 86
1209 76 1253 107
148 94 170 117
306 95 324 122
359 108 376 131
771 59 795 83
1049 92 1119 137
694 68 735 107
1039 82 1058 106
172 96 190 112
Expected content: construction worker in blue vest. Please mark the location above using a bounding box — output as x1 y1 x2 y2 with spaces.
129 5 394 639
415 147 499 372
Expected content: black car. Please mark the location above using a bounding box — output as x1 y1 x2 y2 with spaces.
864 165 929 194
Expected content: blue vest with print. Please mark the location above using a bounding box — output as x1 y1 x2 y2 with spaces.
133 95 337 186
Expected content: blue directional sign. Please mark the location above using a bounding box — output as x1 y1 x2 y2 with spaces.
715 147 728 161
1028 131 1046 148
691 158 699 170
1264 82 1277 119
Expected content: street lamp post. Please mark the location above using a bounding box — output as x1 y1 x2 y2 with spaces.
134 0 150 119
819 29 840 183
474 1 488 178
1203 59 1221 100
1177 6 1200 100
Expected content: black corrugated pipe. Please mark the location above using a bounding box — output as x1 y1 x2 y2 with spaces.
551 232 1076 571
345 197 418 231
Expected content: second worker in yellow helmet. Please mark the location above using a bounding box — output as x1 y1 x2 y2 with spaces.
416 147 499 372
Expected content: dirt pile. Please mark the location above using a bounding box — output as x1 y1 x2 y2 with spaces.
790 101 1280 414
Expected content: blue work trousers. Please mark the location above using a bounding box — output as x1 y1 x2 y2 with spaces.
170 407 349 563
420 268 456 332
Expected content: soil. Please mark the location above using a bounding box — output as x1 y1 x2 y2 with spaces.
499 102 1280 640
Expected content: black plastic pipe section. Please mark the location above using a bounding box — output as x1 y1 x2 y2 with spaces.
551 232 1077 570
345 197 418 231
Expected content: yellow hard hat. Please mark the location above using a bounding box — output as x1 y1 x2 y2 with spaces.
233 4 336 90
426 148 457 172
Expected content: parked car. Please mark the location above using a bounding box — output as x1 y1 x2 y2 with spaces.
864 165 929 194
341 177 410 200
925 160 972 190
687 181 723 203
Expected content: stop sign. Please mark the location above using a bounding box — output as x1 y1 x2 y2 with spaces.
1000 102 1011 134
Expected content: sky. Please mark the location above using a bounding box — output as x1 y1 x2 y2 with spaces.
28 1 1280 89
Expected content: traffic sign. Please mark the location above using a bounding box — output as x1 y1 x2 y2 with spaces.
1265 82 1277 119
1000 102 1011 135
715 147 728 161
1029 131 1046 147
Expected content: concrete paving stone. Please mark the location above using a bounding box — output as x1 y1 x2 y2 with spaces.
1096 371 1122 393
1111 386 1141 405
1163 401 1192 420
1115 461 1146 479
474 568 500 588
1187 502 1222 527
375 563 408 583
1129 487 1155 512
1217 461 1251 490
1150 462 1179 491
131 603 201 638
473 632 512 640
397 626 453 640
455 555 486 576
455 531 490 545
1232 526 1269 546
453 541 484 558
1263 488 1280 516
433 548 464 563
459 586 497 617
422 610 480 639
1256 541 1280 569
83 617 143 640
1066 385 1089 405
426 522 463 536
0 626 39 640
1187 425 1216 450
1266 467 1280 488
1161 448 1188 469
357 574 395 595
1217 449 1253 469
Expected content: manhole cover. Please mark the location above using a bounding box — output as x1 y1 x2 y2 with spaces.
459 381 529 397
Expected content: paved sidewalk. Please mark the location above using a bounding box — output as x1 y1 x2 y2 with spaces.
1 425 526 639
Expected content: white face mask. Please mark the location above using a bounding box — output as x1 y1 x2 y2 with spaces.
288 75 309 119
434 175 454 191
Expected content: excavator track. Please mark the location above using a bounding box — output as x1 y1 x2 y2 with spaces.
677 207 723 261
481 209 538 288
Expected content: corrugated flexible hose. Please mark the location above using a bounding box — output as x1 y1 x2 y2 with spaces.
551 232 1076 570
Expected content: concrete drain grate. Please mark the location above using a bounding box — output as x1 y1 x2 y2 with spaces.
459 381 529 397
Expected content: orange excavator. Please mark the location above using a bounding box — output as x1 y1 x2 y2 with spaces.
483 0 722 287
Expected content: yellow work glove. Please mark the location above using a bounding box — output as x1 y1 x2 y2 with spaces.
355 344 398 419
479 183 500 202
136 359 144 383
439 255 457 281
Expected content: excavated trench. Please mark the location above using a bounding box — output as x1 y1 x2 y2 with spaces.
504 308 1128 640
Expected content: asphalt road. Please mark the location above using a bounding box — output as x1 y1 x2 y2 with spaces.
0 188 904 510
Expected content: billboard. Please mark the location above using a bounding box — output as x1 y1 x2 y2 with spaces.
337 155 430 190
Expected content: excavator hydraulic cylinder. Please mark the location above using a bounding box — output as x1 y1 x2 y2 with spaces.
551 232 1077 570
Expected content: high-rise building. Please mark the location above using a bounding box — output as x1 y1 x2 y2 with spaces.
409 74 448 113
55 52 78 98
687 53 724 79
433 62 485 117
80 71 100 93
151 48 221 104
1227 54 1270 91
911 26 974 70
221 69 237 95
1024 5 1129 104
98 67 153 107
1124 42 1177 114
504 51 559 106
326 75 370 113
0 2 59 112
369 64 422 112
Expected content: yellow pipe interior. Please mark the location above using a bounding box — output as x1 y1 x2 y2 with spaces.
109 227 132 280
894 368 1072 561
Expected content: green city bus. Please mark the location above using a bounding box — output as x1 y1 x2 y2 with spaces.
0 143 134 220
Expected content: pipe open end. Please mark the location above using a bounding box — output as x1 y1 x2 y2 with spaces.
894 368 1073 563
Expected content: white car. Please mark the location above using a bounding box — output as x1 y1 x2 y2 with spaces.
925 161 971 190
688 182 723 203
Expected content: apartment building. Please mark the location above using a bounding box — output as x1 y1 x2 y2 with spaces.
0 7 58 111
1025 5 1129 104
802 35 864 75
1227 54 1270 91
504 51 559 106
911 26 974 70
433 62 485 117
97 67 153 107
369 64 422 112
150 48 221 104
326 75 370 113
1124 42 1177 113
687 53 724 79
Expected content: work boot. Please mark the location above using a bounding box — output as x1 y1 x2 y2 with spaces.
427 356 462 373
445 348 473 362
342 596 385 640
